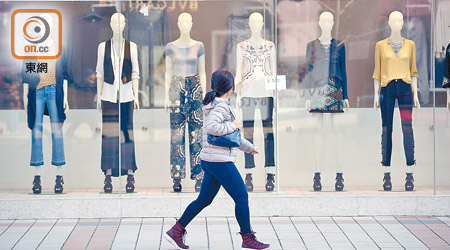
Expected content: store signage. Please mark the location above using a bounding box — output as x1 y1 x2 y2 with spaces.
11 9 62 60
125 0 199 12
265 75 287 90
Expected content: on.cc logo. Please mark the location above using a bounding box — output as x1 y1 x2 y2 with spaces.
23 16 50 44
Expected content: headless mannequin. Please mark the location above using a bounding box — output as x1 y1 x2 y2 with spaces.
164 12 206 110
305 12 349 176
373 11 420 175
97 13 140 176
235 12 277 176
23 13 69 178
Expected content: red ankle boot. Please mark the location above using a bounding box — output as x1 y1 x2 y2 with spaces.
165 222 189 249
240 231 270 249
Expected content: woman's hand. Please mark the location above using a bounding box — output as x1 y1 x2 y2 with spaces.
232 119 242 129
251 146 259 155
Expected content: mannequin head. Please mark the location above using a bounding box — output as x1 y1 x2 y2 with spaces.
249 12 264 35
177 13 193 35
388 11 404 33
110 13 126 35
319 12 334 33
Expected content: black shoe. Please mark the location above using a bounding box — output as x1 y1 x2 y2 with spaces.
126 174 135 193
313 172 322 191
173 178 182 192
54 175 64 194
405 173 414 191
335 173 344 191
265 173 275 192
383 172 392 191
104 175 112 193
195 178 202 192
245 173 253 192
32 176 41 194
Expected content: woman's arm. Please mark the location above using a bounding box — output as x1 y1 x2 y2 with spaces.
204 103 237 136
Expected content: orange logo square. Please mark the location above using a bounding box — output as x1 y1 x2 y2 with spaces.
11 9 62 60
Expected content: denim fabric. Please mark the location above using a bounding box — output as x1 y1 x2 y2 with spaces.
22 48 68 129
241 97 275 168
443 43 450 88
30 85 65 166
305 39 348 100
101 100 137 177
178 160 251 234
380 79 415 166
169 75 203 180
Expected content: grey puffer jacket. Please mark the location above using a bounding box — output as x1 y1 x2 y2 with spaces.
200 97 255 163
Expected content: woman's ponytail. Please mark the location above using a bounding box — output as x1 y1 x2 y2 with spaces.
202 90 218 106
202 70 235 106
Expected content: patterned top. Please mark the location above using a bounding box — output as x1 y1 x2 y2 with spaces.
165 41 205 77
36 59 57 90
238 40 275 98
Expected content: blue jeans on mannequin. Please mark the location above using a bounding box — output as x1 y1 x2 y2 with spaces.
30 84 65 166
241 97 275 169
380 79 415 167
178 160 251 234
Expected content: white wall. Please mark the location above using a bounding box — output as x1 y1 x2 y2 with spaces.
0 108 449 190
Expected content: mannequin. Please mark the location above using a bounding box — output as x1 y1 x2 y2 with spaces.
373 11 420 191
235 12 277 192
22 13 69 194
96 12 140 193
304 12 349 191
165 13 206 192
443 43 450 108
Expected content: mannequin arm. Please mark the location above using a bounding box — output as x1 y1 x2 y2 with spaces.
23 83 29 112
96 78 104 112
63 79 69 112
198 54 206 99
447 89 450 111
374 79 381 109
132 79 140 109
411 77 420 109
235 44 243 107
96 43 104 112
343 99 349 112
164 55 173 111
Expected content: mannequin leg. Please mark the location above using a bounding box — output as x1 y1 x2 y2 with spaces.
260 97 275 168
101 101 120 177
47 85 65 167
169 78 187 180
120 101 137 176
241 97 256 171
397 83 415 167
128 169 134 176
380 83 396 191
30 88 45 167
330 113 343 174
311 113 324 173
35 166 42 176
56 165 64 176
187 76 204 181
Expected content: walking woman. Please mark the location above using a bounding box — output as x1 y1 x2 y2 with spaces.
165 70 270 250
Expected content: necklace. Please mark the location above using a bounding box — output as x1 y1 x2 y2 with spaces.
111 39 124 75
390 40 402 56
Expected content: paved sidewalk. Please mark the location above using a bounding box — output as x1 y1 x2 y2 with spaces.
0 216 450 250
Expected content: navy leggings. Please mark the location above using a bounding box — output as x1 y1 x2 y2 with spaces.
178 160 251 234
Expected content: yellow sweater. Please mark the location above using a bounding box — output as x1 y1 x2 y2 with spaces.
372 37 419 87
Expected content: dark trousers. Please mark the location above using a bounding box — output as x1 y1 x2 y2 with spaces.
241 97 275 168
380 79 415 166
101 100 137 177
178 161 251 234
